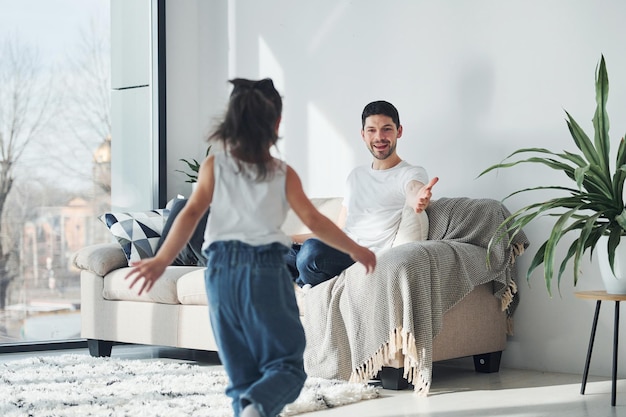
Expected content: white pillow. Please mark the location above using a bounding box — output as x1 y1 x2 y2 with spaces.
391 205 429 247
281 197 343 236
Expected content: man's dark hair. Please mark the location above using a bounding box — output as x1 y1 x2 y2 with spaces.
361 100 400 129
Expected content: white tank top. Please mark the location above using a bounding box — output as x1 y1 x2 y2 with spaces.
202 151 291 249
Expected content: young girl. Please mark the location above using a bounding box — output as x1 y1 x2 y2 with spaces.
126 78 376 417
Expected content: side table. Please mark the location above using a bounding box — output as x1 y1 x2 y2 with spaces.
575 290 625 406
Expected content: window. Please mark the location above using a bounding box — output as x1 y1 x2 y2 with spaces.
0 1 111 347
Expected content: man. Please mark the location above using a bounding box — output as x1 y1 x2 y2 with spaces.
286 100 438 287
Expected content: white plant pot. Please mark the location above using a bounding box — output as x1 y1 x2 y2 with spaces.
597 235 626 294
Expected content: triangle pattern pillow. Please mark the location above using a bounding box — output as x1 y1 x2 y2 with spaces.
99 209 170 264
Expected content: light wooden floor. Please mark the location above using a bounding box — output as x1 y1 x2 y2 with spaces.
1 345 623 416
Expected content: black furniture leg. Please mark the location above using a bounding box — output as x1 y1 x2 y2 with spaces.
581 300 601 395
612 301 620 406
87 339 113 357
473 351 502 373
379 366 409 390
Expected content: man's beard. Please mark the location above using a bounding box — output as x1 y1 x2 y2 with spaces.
369 141 395 160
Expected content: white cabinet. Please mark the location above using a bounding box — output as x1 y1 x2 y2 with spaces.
110 0 160 210
111 0 151 89
111 87 154 211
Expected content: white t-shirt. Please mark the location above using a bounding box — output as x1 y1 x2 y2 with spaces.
203 151 291 249
343 161 428 252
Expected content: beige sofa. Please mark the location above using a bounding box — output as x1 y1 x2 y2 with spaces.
73 197 528 390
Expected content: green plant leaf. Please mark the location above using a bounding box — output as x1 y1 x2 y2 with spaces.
479 56 624 296
526 240 548 292
593 55 610 174
612 139 626 206
616 209 626 231
563 213 603 288
574 166 589 190
176 146 212 183
565 112 600 167
607 225 622 276
542 208 582 292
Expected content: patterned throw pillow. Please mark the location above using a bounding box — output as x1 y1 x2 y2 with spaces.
99 209 170 264
156 198 209 266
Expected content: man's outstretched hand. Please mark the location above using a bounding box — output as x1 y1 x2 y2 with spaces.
414 177 439 213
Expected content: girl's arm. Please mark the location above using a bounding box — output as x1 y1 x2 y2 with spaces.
285 165 376 273
290 202 346 244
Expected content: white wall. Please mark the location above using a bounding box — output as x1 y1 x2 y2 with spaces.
165 0 229 199
166 0 626 378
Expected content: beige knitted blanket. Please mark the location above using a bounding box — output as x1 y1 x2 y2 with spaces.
301 197 529 395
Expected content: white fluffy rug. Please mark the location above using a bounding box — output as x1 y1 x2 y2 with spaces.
0 354 379 417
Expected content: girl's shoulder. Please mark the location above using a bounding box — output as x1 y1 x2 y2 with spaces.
271 156 288 171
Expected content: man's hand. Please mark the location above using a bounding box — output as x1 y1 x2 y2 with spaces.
413 177 439 213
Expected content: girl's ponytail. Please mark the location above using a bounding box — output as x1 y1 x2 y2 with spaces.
209 78 283 180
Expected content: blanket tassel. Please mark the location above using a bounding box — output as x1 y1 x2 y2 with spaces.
349 327 431 396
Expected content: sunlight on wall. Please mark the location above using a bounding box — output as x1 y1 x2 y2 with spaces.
258 37 284 89
307 103 353 197
307 0 350 55
227 0 237 79
258 36 287 158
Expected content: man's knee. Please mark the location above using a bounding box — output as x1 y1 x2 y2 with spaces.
294 239 343 287
300 238 328 255
296 239 326 267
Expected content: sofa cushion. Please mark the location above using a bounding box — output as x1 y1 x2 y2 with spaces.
391 206 429 247
177 269 208 305
99 209 170 264
175 269 306 318
72 243 128 276
103 266 203 304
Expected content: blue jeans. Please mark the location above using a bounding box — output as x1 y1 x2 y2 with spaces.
285 238 355 287
204 241 307 417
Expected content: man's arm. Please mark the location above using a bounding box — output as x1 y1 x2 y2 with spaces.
406 177 439 213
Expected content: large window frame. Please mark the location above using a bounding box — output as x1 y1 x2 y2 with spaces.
0 0 166 355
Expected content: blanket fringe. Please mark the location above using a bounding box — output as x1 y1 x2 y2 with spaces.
507 317 515 335
510 241 526 260
501 240 525 337
349 327 431 396
500 279 518 336
500 279 517 313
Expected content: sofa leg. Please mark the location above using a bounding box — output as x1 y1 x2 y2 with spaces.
473 351 502 373
87 339 113 357
379 366 410 390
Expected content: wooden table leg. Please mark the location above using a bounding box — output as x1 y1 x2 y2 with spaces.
581 300 601 395
611 301 620 406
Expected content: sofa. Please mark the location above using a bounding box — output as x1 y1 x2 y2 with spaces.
73 196 528 393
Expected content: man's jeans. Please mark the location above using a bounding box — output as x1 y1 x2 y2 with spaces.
285 238 355 287
204 240 307 417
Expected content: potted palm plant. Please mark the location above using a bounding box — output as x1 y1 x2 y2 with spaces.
176 145 212 184
479 55 626 296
